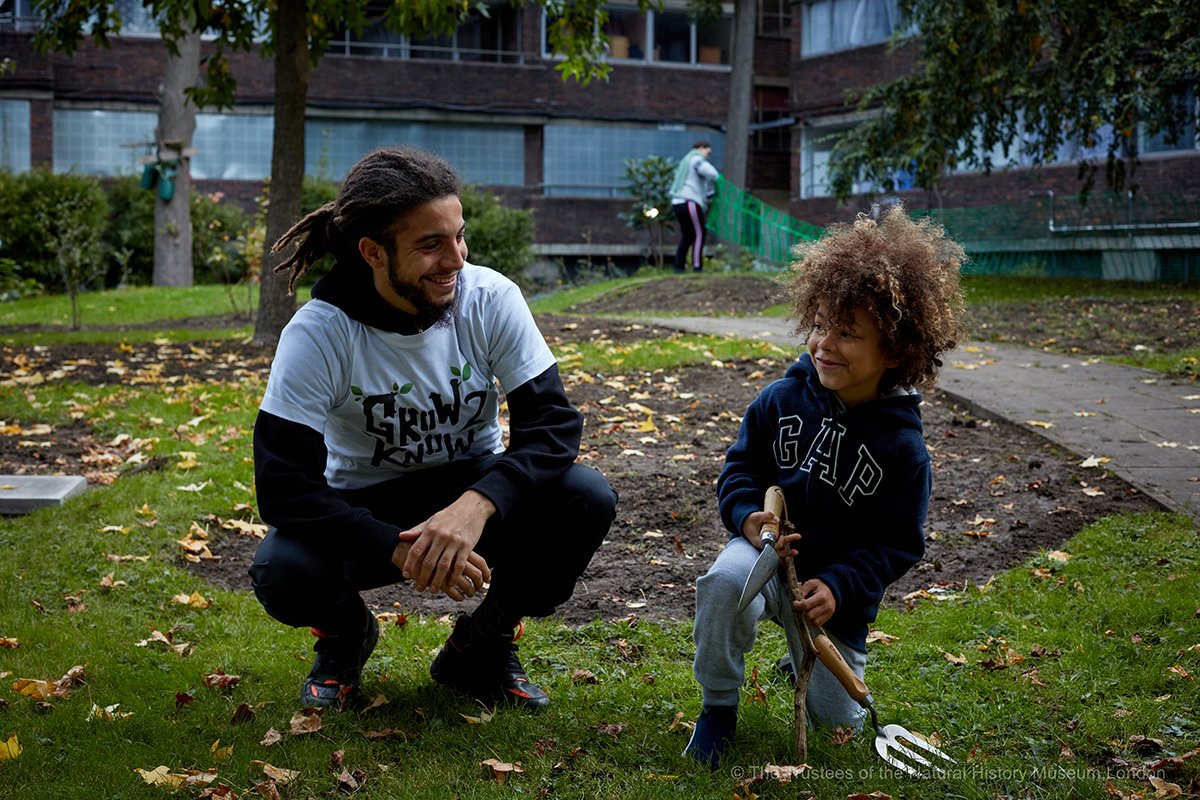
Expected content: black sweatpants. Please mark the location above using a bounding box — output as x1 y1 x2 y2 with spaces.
248 456 616 635
673 200 707 272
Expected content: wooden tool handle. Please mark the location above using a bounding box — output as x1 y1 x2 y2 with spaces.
760 485 785 543
811 631 870 706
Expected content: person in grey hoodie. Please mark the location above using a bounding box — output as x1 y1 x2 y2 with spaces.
670 140 720 272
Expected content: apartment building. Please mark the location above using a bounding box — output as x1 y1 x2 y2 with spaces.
0 0 792 269
2 0 1195 277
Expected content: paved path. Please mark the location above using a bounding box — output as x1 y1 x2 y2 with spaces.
645 315 1200 524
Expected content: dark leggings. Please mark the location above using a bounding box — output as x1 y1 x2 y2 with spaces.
248 458 616 634
673 200 707 271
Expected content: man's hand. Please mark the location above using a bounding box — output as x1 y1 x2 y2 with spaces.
397 490 495 599
793 578 835 627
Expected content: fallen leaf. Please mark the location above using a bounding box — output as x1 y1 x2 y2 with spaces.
460 709 495 725
667 711 691 732
1167 664 1192 681
1082 485 1106 497
1079 455 1110 468
0 733 19 761
252 761 299 784
230 703 255 724
1046 550 1071 562
1148 775 1183 797
572 669 599 685
210 739 233 761
362 728 414 741
480 758 523 785
831 725 855 745
942 650 967 666
744 764 811 786
88 702 134 721
259 728 282 747
202 670 241 689
0 638 18 649
289 709 323 735
866 630 899 645
1026 420 1055 429
595 722 625 742
171 591 213 609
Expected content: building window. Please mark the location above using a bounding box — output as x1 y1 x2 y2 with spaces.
193 113 274 180
0 99 31 173
329 2 523 63
53 109 157 176
52 108 524 185
307 119 524 186
1142 87 1198 155
545 5 731 67
801 0 905 57
543 123 723 197
758 0 791 37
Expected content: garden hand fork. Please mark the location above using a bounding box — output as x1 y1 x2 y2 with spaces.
807 619 955 776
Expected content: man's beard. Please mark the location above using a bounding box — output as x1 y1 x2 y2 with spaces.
387 268 458 332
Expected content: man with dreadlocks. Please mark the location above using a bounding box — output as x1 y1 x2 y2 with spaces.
249 146 616 711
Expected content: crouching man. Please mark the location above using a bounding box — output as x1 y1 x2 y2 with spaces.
250 146 615 710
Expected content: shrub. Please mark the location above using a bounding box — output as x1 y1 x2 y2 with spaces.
619 155 676 270
192 191 251 284
459 185 534 281
0 169 108 295
102 175 155 286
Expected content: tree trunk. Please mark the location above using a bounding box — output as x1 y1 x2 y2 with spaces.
253 0 309 346
152 31 200 287
724 0 755 189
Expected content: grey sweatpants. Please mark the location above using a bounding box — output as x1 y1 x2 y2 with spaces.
693 536 868 729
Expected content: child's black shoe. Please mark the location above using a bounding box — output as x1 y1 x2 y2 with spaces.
683 704 737 769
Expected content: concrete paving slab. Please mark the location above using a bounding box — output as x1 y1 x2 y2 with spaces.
0 475 88 514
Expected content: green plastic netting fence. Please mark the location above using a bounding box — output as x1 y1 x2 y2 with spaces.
705 176 822 266
705 178 1199 281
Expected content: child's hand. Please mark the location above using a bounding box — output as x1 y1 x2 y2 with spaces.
793 579 835 627
741 511 782 550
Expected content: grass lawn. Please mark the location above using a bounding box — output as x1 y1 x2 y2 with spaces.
0 278 1197 798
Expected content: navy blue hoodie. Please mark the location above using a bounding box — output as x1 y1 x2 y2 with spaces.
717 353 929 652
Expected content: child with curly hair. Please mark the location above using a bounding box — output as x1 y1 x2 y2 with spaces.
685 204 966 768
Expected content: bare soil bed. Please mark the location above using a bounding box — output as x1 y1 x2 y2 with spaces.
0 275 1166 627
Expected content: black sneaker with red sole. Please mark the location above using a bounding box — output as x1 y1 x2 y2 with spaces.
430 614 550 710
302 611 379 710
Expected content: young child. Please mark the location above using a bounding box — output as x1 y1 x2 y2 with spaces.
685 204 965 768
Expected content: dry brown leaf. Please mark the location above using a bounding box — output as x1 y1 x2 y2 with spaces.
202 670 241 689
480 758 524 785
362 727 414 741
571 669 599 685
743 764 810 786
941 650 967 666
830 725 856 745
289 709 324 735
865 630 899 645
0 734 20 761
171 591 212 609
1148 775 1183 797
88 702 134 721
259 728 282 747
595 722 625 742
0 638 18 649
667 711 692 732
252 761 299 784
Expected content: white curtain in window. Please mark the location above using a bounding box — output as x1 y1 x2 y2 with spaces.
804 0 902 56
